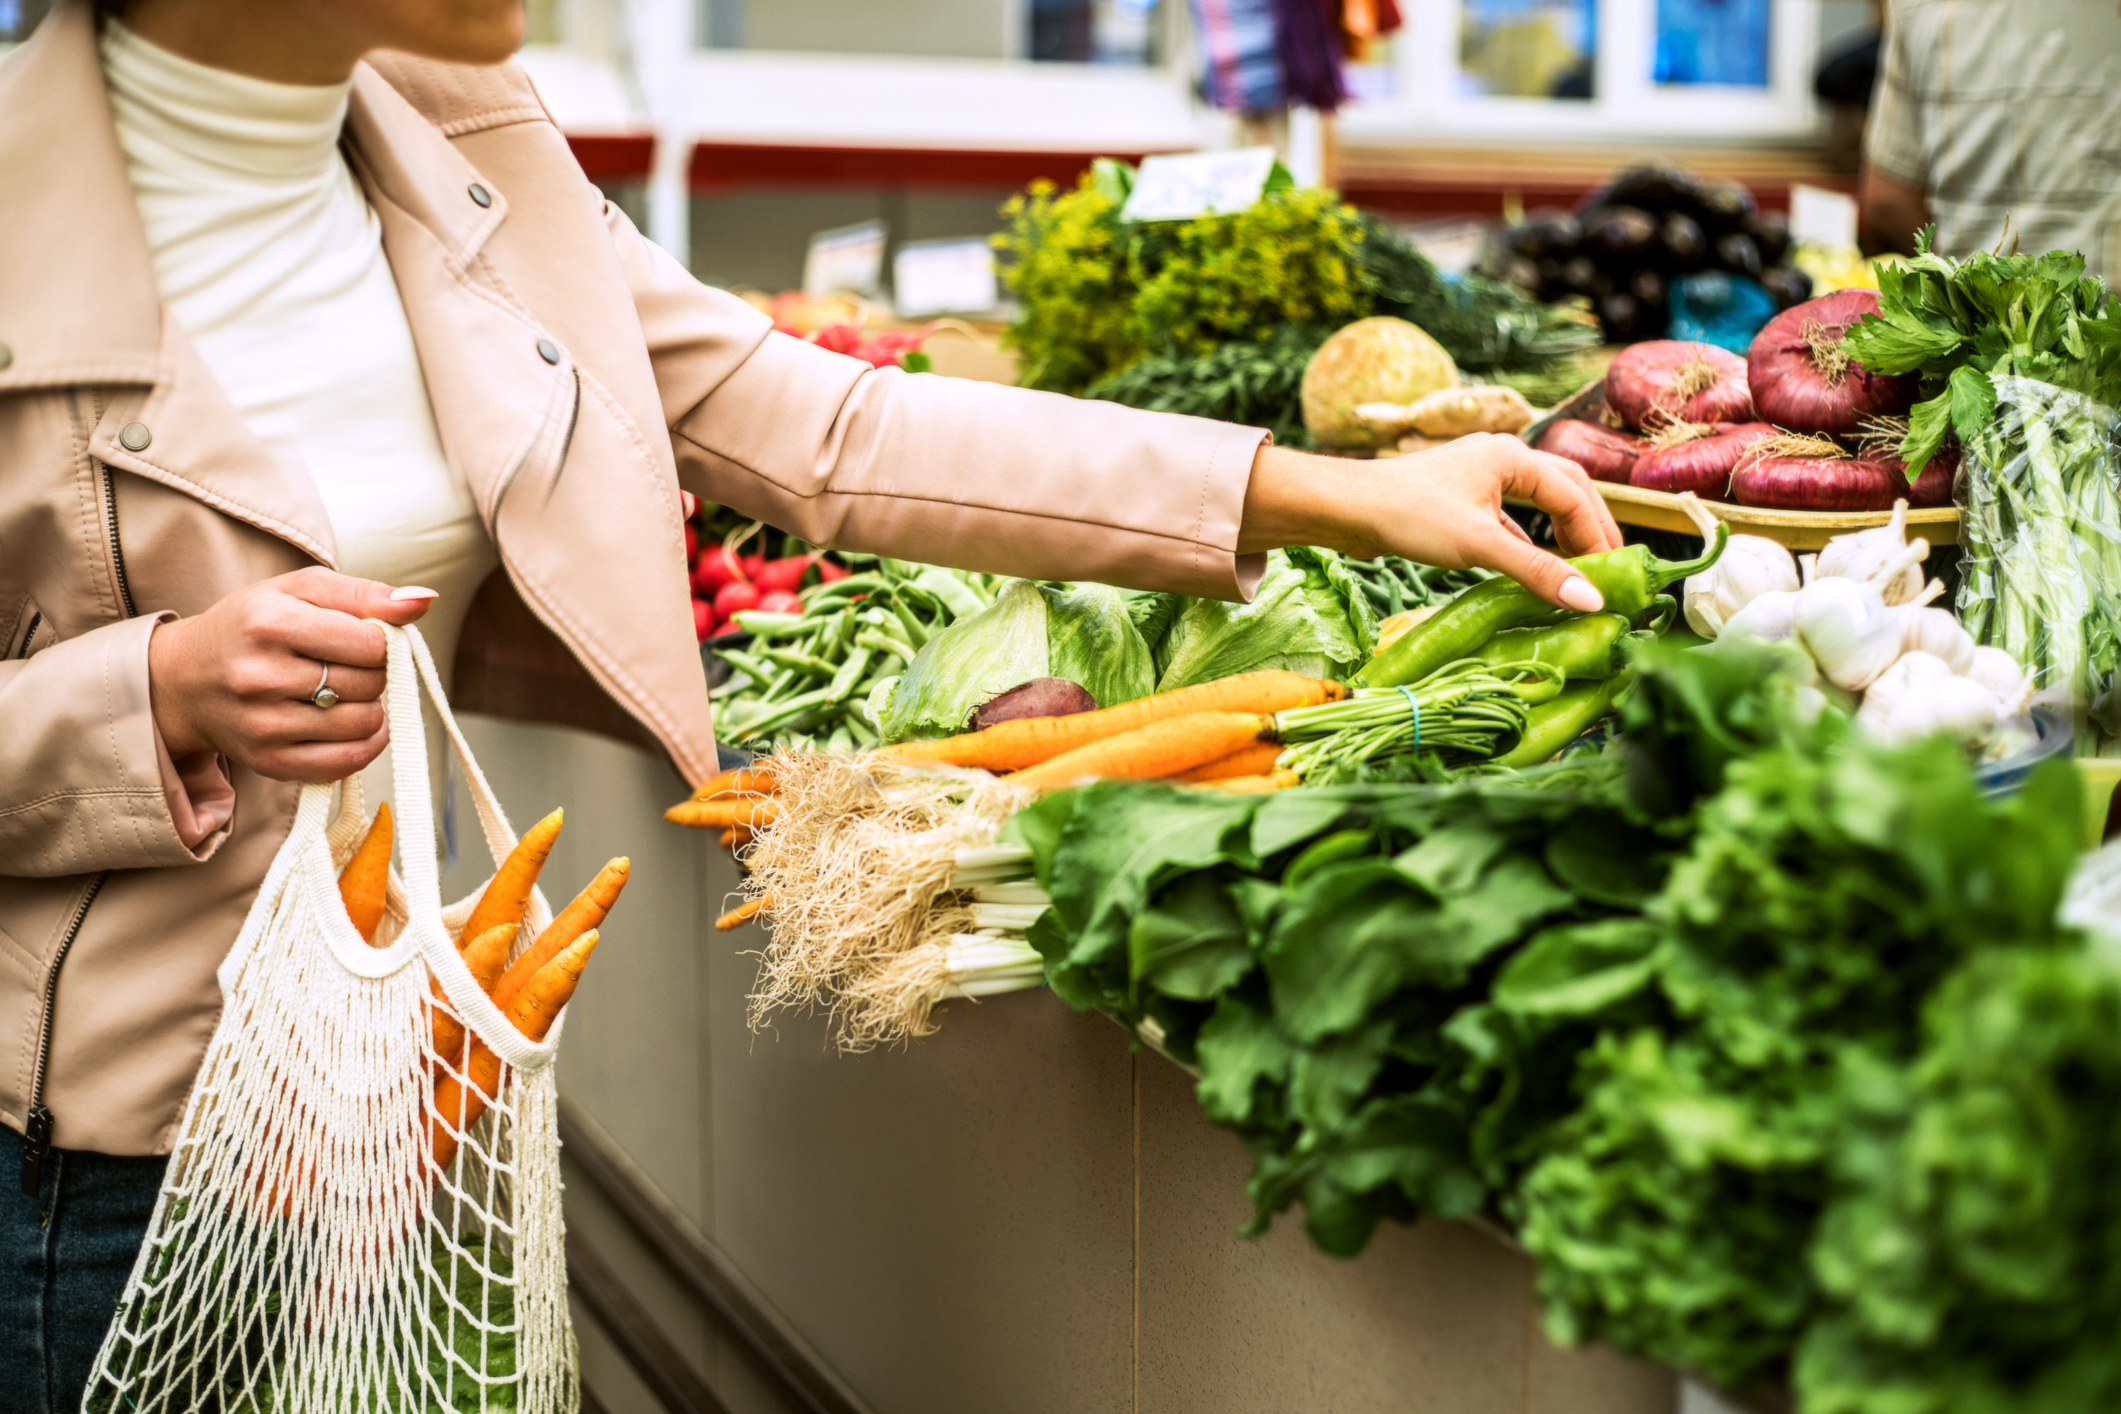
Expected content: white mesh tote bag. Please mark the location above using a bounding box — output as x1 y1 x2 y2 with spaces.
83 623 579 1413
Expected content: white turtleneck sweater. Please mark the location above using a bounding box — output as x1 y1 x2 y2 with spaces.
102 22 499 821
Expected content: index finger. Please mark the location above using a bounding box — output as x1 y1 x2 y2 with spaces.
1504 446 1625 556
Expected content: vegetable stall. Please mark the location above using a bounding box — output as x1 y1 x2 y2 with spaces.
632 186 2121 1414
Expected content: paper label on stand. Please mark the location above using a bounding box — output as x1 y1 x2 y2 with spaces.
1788 185 1860 250
803 219 887 298
1121 148 1279 222
893 237 1000 317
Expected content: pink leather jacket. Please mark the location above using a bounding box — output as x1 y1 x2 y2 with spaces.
0 1 1268 1157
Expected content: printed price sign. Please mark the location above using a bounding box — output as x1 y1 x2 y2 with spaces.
803 219 887 298
893 237 999 317
1120 147 1280 223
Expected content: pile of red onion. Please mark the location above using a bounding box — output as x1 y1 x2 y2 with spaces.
1532 296 1947 510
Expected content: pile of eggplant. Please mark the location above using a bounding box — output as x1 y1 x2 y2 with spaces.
1486 164 1813 344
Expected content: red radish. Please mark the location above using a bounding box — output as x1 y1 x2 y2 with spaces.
753 556 816 594
692 599 716 642
756 590 803 615
1605 341 1753 430
684 521 699 561
693 547 743 595
1747 290 1914 435
1535 419 1645 484
741 553 768 581
714 581 762 620
711 619 745 639
810 324 865 356
817 559 852 583
1630 422 1777 499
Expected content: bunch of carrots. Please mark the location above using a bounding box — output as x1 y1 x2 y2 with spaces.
669 669 1345 926
337 804 628 1172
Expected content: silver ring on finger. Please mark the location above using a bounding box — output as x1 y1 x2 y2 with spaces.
309 662 341 711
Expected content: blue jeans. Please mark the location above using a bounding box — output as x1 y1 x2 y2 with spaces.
0 1125 165 1414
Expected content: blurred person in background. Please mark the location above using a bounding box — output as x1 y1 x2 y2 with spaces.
1861 0 2121 274
0 1 1622 1408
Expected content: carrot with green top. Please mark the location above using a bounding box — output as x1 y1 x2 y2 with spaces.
489 858 628 1014
1005 712 1274 794
338 803 393 945
460 808 563 947
880 671 1340 773
1169 741 1284 783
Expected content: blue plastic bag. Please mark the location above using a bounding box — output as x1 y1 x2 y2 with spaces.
1668 272 1777 354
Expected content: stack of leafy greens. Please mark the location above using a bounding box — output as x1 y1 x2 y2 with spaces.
997 161 1596 441
1008 637 2115 1410
1846 233 2121 751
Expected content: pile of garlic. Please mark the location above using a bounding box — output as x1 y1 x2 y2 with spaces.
1675 495 2037 755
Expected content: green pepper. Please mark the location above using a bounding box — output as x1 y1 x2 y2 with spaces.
1354 527 1725 689
1492 670 1635 769
1468 613 1631 681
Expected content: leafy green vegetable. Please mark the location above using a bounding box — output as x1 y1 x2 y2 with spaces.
1086 336 1317 448
1154 548 1376 691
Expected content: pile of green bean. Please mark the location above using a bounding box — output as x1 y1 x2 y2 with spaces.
711 558 1000 751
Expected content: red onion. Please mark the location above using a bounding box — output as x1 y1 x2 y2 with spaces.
1730 452 1914 511
1864 445 1959 508
1630 422 1778 499
1604 341 1754 430
1746 290 1915 435
1535 419 1644 484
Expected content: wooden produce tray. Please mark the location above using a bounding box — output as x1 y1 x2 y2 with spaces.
1521 380 1962 551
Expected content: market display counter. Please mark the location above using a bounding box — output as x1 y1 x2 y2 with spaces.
444 714 1678 1414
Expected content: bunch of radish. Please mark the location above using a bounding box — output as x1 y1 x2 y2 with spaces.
687 517 851 643
1535 291 1953 511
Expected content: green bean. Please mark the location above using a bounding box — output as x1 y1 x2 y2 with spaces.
760 647 837 678
732 611 807 638
856 628 915 664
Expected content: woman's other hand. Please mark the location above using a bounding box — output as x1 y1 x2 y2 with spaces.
1239 436 1627 612
147 568 437 783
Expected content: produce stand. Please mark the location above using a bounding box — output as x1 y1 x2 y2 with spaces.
1520 381 1963 549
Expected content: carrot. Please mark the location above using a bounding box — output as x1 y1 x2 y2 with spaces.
1169 741 1284 783
879 671 1340 773
1208 769 1303 794
666 798 779 830
688 766 777 801
715 895 773 931
427 925 517 1075
1005 712 1273 794
488 858 628 1015
431 931 598 1172
460 808 563 947
338 803 394 945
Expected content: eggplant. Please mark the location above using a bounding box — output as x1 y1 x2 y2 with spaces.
1659 212 1709 272
1583 206 1660 264
1599 291 1653 342
1498 255 1545 297
1603 164 1702 215
1511 211 1581 260
1696 180 1758 234
1628 268 1669 310
1760 265 1815 310
1748 215 1793 267
1561 254 1601 296
1714 231 1763 279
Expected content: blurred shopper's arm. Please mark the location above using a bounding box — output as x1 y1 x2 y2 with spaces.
1860 11 1933 254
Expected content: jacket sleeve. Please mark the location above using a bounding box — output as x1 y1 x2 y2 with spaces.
606 206 1270 601
0 613 233 878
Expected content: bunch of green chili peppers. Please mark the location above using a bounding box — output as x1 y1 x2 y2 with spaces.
1273 526 1727 776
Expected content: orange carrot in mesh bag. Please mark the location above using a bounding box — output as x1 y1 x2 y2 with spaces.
459 808 563 947
338 803 393 945
426 925 516 1076
430 931 599 1171
489 858 628 1015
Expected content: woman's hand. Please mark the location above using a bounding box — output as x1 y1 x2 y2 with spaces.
1239 437 1627 611
148 568 438 783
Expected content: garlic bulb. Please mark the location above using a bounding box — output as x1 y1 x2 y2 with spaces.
1815 502 1930 606
1675 492 1800 638
1882 675 2003 748
1857 650 1954 737
1721 589 1801 644
1899 606 1977 673
1965 645 2035 717
1794 576 1908 690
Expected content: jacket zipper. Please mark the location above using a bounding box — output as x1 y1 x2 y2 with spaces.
22 872 109 1198
100 463 138 619
13 611 39 658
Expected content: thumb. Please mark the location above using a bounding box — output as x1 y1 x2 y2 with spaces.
282 568 439 626
1482 527 1605 613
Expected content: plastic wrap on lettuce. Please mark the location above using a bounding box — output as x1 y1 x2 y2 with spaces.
1153 548 1378 691
879 580 1155 741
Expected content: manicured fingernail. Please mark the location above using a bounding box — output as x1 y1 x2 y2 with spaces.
389 586 439 602
681 490 699 517
1557 576 1604 613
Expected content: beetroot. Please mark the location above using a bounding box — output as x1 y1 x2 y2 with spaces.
1604 341 1754 430
1630 422 1777 499
1746 290 1914 435
970 677 1098 731
1536 419 1644 484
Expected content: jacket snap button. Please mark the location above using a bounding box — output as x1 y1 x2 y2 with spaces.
0 342 12 371
536 339 561 365
119 421 152 453
469 183 493 208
